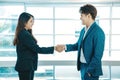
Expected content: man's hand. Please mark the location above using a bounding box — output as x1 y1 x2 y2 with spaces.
87 72 91 77
55 44 65 53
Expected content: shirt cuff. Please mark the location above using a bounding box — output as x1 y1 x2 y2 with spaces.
65 45 67 51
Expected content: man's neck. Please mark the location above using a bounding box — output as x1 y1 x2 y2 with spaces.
86 20 94 28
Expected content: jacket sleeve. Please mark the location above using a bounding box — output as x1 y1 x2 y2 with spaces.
87 30 105 74
65 42 78 52
19 30 54 54
65 28 84 52
65 35 81 52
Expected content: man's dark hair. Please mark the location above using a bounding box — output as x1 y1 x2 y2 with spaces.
79 4 97 20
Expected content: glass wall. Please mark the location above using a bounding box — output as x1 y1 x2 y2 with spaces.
0 2 120 80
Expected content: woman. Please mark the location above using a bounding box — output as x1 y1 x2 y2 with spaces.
13 12 56 80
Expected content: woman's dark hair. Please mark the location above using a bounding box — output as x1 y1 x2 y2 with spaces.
13 12 37 46
79 4 97 20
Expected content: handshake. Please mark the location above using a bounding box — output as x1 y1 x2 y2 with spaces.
54 45 66 53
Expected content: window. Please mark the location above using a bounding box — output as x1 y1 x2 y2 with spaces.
26 6 53 19
55 7 80 19
0 2 120 80
99 20 110 34
96 7 110 18
0 4 24 58
0 20 17 34
33 20 53 34
0 5 24 19
112 7 120 18
112 20 120 34
111 35 120 50
55 20 83 35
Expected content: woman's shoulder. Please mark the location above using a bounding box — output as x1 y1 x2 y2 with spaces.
19 29 30 38
19 29 29 35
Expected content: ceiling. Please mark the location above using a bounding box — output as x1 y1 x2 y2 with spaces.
0 0 120 3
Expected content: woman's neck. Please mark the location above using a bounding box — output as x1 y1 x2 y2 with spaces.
24 27 29 30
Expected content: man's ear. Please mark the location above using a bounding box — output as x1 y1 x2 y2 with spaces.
87 13 91 18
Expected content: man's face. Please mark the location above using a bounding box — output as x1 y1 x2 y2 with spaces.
80 13 89 25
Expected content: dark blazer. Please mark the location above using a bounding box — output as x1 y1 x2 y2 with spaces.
15 29 54 71
65 22 105 76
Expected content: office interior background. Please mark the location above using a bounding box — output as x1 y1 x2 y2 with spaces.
0 0 120 80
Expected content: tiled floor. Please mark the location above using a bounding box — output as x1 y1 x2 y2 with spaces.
0 77 80 80
0 78 51 80
0 77 120 80
0 77 55 80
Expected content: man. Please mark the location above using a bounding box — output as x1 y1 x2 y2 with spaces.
56 4 105 80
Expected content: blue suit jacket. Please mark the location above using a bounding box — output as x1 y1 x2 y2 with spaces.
65 22 105 76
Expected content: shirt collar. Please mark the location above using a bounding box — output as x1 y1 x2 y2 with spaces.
85 21 95 32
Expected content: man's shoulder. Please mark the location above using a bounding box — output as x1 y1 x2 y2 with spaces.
81 27 85 32
94 23 104 33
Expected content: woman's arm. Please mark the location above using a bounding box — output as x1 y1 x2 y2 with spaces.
19 30 54 54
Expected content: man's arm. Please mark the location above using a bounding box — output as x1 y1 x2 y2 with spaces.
65 42 78 52
55 28 84 53
55 42 78 53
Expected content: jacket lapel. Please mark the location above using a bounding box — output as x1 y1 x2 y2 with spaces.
79 28 85 44
78 28 85 49
83 22 96 40
78 28 85 57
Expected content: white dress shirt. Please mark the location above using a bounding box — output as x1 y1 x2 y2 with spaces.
80 22 94 63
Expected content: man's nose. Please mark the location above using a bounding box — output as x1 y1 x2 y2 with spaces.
80 17 81 20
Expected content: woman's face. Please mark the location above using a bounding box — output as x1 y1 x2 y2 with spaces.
25 17 34 30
